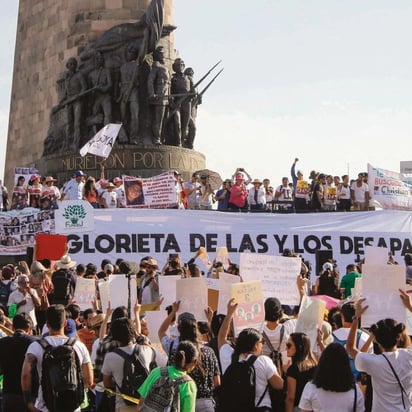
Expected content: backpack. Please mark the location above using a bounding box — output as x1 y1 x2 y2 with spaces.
139 367 191 412
0 281 11 312
332 330 362 379
51 269 72 305
262 327 286 412
217 355 267 412
39 337 84 412
114 344 157 406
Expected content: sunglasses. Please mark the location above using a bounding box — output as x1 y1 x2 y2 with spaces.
286 342 293 349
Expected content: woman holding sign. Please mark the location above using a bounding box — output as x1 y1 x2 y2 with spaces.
346 293 412 412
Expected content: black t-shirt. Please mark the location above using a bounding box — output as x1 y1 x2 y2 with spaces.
286 363 316 406
0 332 37 394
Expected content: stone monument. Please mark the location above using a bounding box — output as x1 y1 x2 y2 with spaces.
5 0 206 187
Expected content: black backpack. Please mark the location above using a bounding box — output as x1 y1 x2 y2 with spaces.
51 269 72 305
217 355 267 412
39 337 84 412
0 281 11 312
114 344 157 406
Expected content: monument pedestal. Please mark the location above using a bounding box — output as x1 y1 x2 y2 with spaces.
37 145 206 183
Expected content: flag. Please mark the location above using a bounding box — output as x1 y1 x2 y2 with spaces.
79 123 122 158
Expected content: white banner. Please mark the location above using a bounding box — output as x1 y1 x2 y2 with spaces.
79 123 122 158
368 163 412 210
240 254 301 305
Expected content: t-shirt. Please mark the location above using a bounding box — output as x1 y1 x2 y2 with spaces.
0 332 36 394
138 365 197 412
219 344 278 408
355 349 412 411
102 343 155 409
299 381 365 412
26 335 91 412
286 363 316 406
7 288 39 327
77 327 96 354
101 190 118 208
261 323 287 361
339 272 361 298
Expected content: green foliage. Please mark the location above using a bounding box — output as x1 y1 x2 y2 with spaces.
62 204 87 219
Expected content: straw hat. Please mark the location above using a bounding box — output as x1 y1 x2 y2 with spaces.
56 254 76 269
45 176 57 183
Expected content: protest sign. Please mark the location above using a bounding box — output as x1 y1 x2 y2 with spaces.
230 280 264 336
79 123 121 158
361 264 405 327
176 278 208 321
144 310 165 344
158 275 180 310
296 296 326 351
240 253 301 305
217 272 240 315
73 277 96 311
364 246 389 265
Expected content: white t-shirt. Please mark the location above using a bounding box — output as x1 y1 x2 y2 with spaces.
63 179 84 200
27 335 91 412
219 344 278 408
350 182 369 203
261 323 287 361
299 381 364 412
355 349 412 411
101 190 118 208
333 327 372 353
101 343 155 409
7 288 39 327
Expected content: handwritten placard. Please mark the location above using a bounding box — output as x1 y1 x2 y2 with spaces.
230 280 265 336
361 264 405 327
240 253 301 305
158 275 180 310
176 278 208 321
217 272 240 315
73 277 96 311
296 296 326 351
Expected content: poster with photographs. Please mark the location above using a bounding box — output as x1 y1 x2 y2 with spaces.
230 280 265 336
0 208 55 255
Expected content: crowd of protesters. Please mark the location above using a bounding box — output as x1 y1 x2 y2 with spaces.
0 158 373 213
0 245 411 411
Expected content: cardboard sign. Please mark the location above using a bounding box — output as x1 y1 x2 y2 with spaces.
176 278 208 321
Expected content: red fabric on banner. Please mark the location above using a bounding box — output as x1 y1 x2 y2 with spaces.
35 233 67 260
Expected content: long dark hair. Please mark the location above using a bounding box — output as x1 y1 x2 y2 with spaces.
232 328 261 363
289 332 317 372
312 343 354 392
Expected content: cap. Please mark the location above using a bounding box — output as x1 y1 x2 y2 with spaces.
178 312 196 322
75 170 86 177
104 263 114 273
174 170 181 175
30 174 41 181
322 262 334 272
318 173 326 179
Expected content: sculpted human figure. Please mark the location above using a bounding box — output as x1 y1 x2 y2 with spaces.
61 57 87 151
169 58 191 147
147 46 170 145
183 67 200 149
88 51 113 128
119 45 140 144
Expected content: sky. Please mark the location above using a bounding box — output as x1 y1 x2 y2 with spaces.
1 0 412 184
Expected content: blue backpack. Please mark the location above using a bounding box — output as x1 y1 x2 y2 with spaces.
332 330 362 378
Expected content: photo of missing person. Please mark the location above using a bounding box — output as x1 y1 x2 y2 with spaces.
124 179 145 206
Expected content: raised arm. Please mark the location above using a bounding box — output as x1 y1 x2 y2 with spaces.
346 298 368 359
158 300 179 342
217 298 237 351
